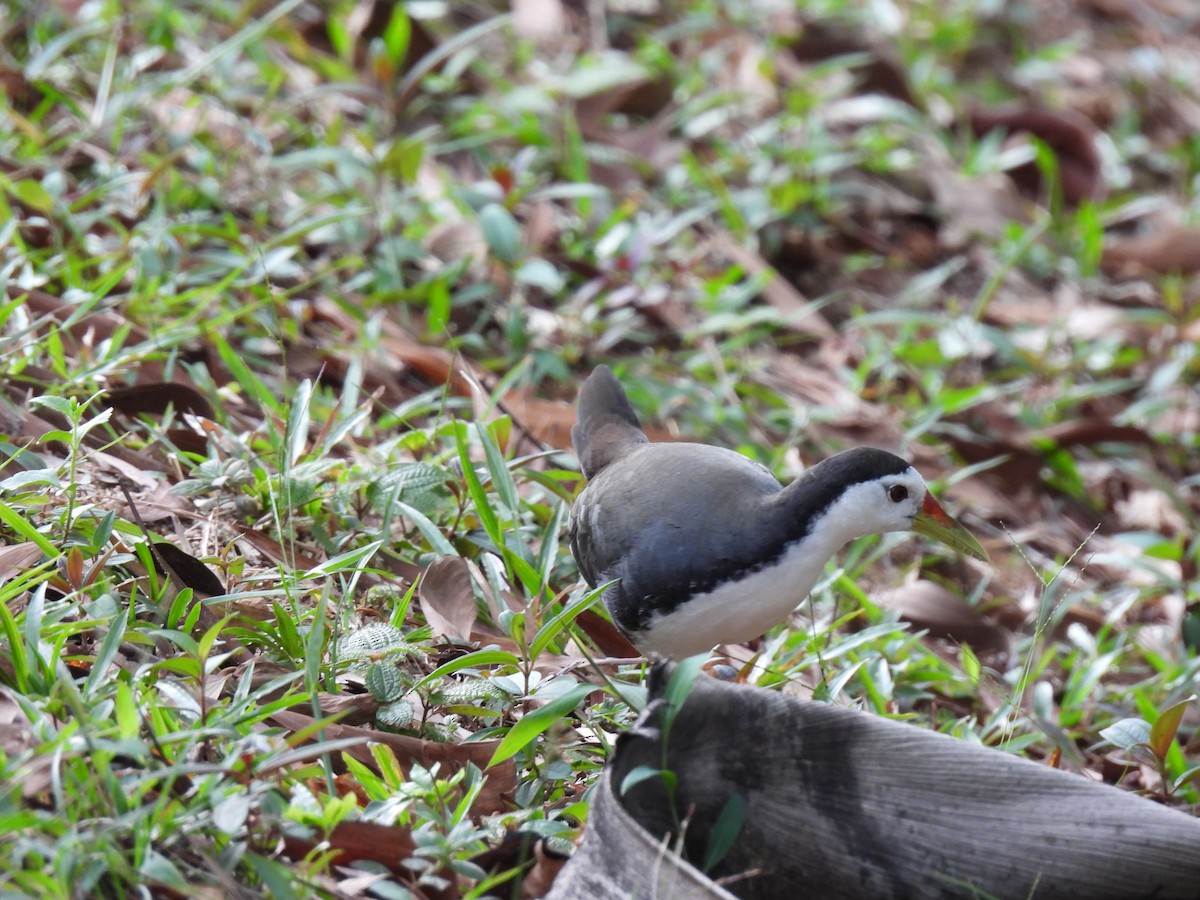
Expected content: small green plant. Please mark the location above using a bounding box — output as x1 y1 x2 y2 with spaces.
336 622 427 731
618 655 705 812
1099 696 1200 801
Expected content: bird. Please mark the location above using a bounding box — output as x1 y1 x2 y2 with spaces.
566 365 988 659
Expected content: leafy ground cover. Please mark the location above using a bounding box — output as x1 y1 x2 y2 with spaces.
0 0 1198 896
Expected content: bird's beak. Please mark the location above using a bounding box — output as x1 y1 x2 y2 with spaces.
912 493 989 562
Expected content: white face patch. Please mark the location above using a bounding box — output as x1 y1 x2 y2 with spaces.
631 467 928 659
829 467 928 537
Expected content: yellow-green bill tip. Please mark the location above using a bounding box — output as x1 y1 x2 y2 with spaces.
913 493 989 562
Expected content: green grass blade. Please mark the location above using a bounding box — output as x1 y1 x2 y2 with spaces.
486 682 593 768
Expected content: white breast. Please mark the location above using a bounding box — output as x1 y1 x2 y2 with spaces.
633 526 847 659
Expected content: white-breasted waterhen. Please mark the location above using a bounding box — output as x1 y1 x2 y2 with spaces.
567 365 988 659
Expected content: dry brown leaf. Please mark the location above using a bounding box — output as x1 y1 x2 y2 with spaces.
570 57 681 185
0 687 36 758
466 605 635 667
0 687 52 799
90 449 163 491
233 525 327 572
573 609 640 659
721 32 776 107
283 315 412 409
0 392 174 474
380 327 473 396
115 478 195 525
787 19 916 105
312 692 381 727
945 412 1155 497
1042 418 1157 449
14 287 152 372
758 354 891 433
523 198 560 253
1113 489 1188 535
968 105 1105 205
102 382 216 420
426 218 489 268
926 167 1031 249
1102 225 1200 276
152 541 225 597
499 387 575 451
0 542 44 583
281 819 418 876
875 579 1011 654
420 556 478 642
1082 0 1170 27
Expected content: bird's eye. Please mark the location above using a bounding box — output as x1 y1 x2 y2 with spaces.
887 484 909 503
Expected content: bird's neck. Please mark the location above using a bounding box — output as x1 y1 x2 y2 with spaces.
769 476 877 553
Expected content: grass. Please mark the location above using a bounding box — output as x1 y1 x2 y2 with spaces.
0 0 1198 895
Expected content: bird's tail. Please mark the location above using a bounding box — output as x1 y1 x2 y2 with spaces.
572 365 648 479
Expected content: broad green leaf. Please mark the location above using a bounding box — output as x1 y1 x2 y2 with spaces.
560 52 648 99
341 753 388 800
430 678 509 705
9 179 54 213
271 601 304 657
85 608 128 699
197 614 234 663
1173 764 1200 791
412 647 520 692
961 643 980 686
114 680 138 739
389 499 454 554
140 849 188 892
395 13 511 105
377 698 415 729
1149 696 1195 761
212 333 280 414
703 793 746 873
455 424 501 546
244 852 299 899
823 659 869 703
505 546 544 599
336 623 414 662
535 498 567 584
211 793 251 835
661 654 706 745
479 203 521 265
487 682 593 768
0 592 29 692
0 501 57 555
383 6 411 64
365 660 406 702
0 469 61 491
285 379 313 466
529 585 603 661
515 258 565 292
619 764 668 797
478 421 520 517
304 539 384 577
1099 717 1151 751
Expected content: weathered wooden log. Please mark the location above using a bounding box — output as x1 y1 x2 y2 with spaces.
548 662 1200 899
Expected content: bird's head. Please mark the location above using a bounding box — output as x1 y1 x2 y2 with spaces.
807 450 989 561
